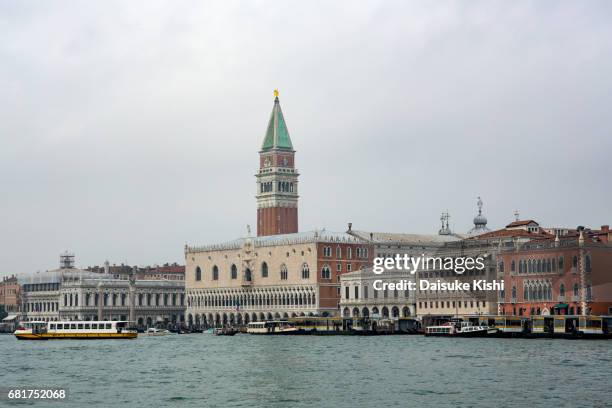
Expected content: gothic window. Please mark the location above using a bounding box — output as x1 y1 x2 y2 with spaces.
336 246 341 259
585 255 591 272
212 265 219 281
573 283 579 297
586 284 592 300
323 246 332 257
347 247 352 259
231 264 238 279
572 256 578 268
280 264 288 280
523 285 528 300
354 286 359 299
558 257 564 271
559 283 565 297
511 260 515 272
321 265 331 279
261 262 268 278
301 263 309 279
364 286 369 299
336 263 342 272
195 266 202 281
499 261 504 273
345 286 349 299
511 286 517 299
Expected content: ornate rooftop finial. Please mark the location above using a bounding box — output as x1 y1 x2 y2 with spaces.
274 89 279 99
246 224 252 237
439 211 451 235
467 196 490 237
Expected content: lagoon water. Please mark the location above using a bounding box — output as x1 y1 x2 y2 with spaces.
2 334 611 407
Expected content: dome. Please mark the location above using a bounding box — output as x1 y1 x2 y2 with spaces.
473 214 488 226
467 197 490 237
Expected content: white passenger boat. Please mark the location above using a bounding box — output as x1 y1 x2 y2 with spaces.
145 327 171 336
425 320 495 337
247 321 300 335
14 321 137 340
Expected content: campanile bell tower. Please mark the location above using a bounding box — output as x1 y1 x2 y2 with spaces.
256 90 299 236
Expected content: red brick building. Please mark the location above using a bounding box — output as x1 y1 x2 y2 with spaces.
0 275 20 314
498 226 612 316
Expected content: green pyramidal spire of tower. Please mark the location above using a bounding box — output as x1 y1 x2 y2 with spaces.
261 89 294 151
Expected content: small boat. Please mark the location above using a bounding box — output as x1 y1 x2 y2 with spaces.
145 327 171 336
425 319 493 337
213 327 238 336
14 321 137 340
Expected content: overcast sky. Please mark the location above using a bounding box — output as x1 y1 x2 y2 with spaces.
1 1 611 276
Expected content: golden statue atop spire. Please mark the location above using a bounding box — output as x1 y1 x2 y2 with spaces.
274 89 279 98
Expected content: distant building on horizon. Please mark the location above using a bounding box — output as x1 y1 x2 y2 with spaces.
19 254 185 327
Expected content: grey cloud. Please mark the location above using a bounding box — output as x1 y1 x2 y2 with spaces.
1 0 611 275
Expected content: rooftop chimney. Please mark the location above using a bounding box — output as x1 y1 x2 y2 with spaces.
347 222 352 232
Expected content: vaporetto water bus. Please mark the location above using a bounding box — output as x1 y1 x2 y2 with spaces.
14 321 137 340
247 321 300 335
425 319 496 337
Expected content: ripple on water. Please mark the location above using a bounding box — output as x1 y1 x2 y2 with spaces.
2 335 611 408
